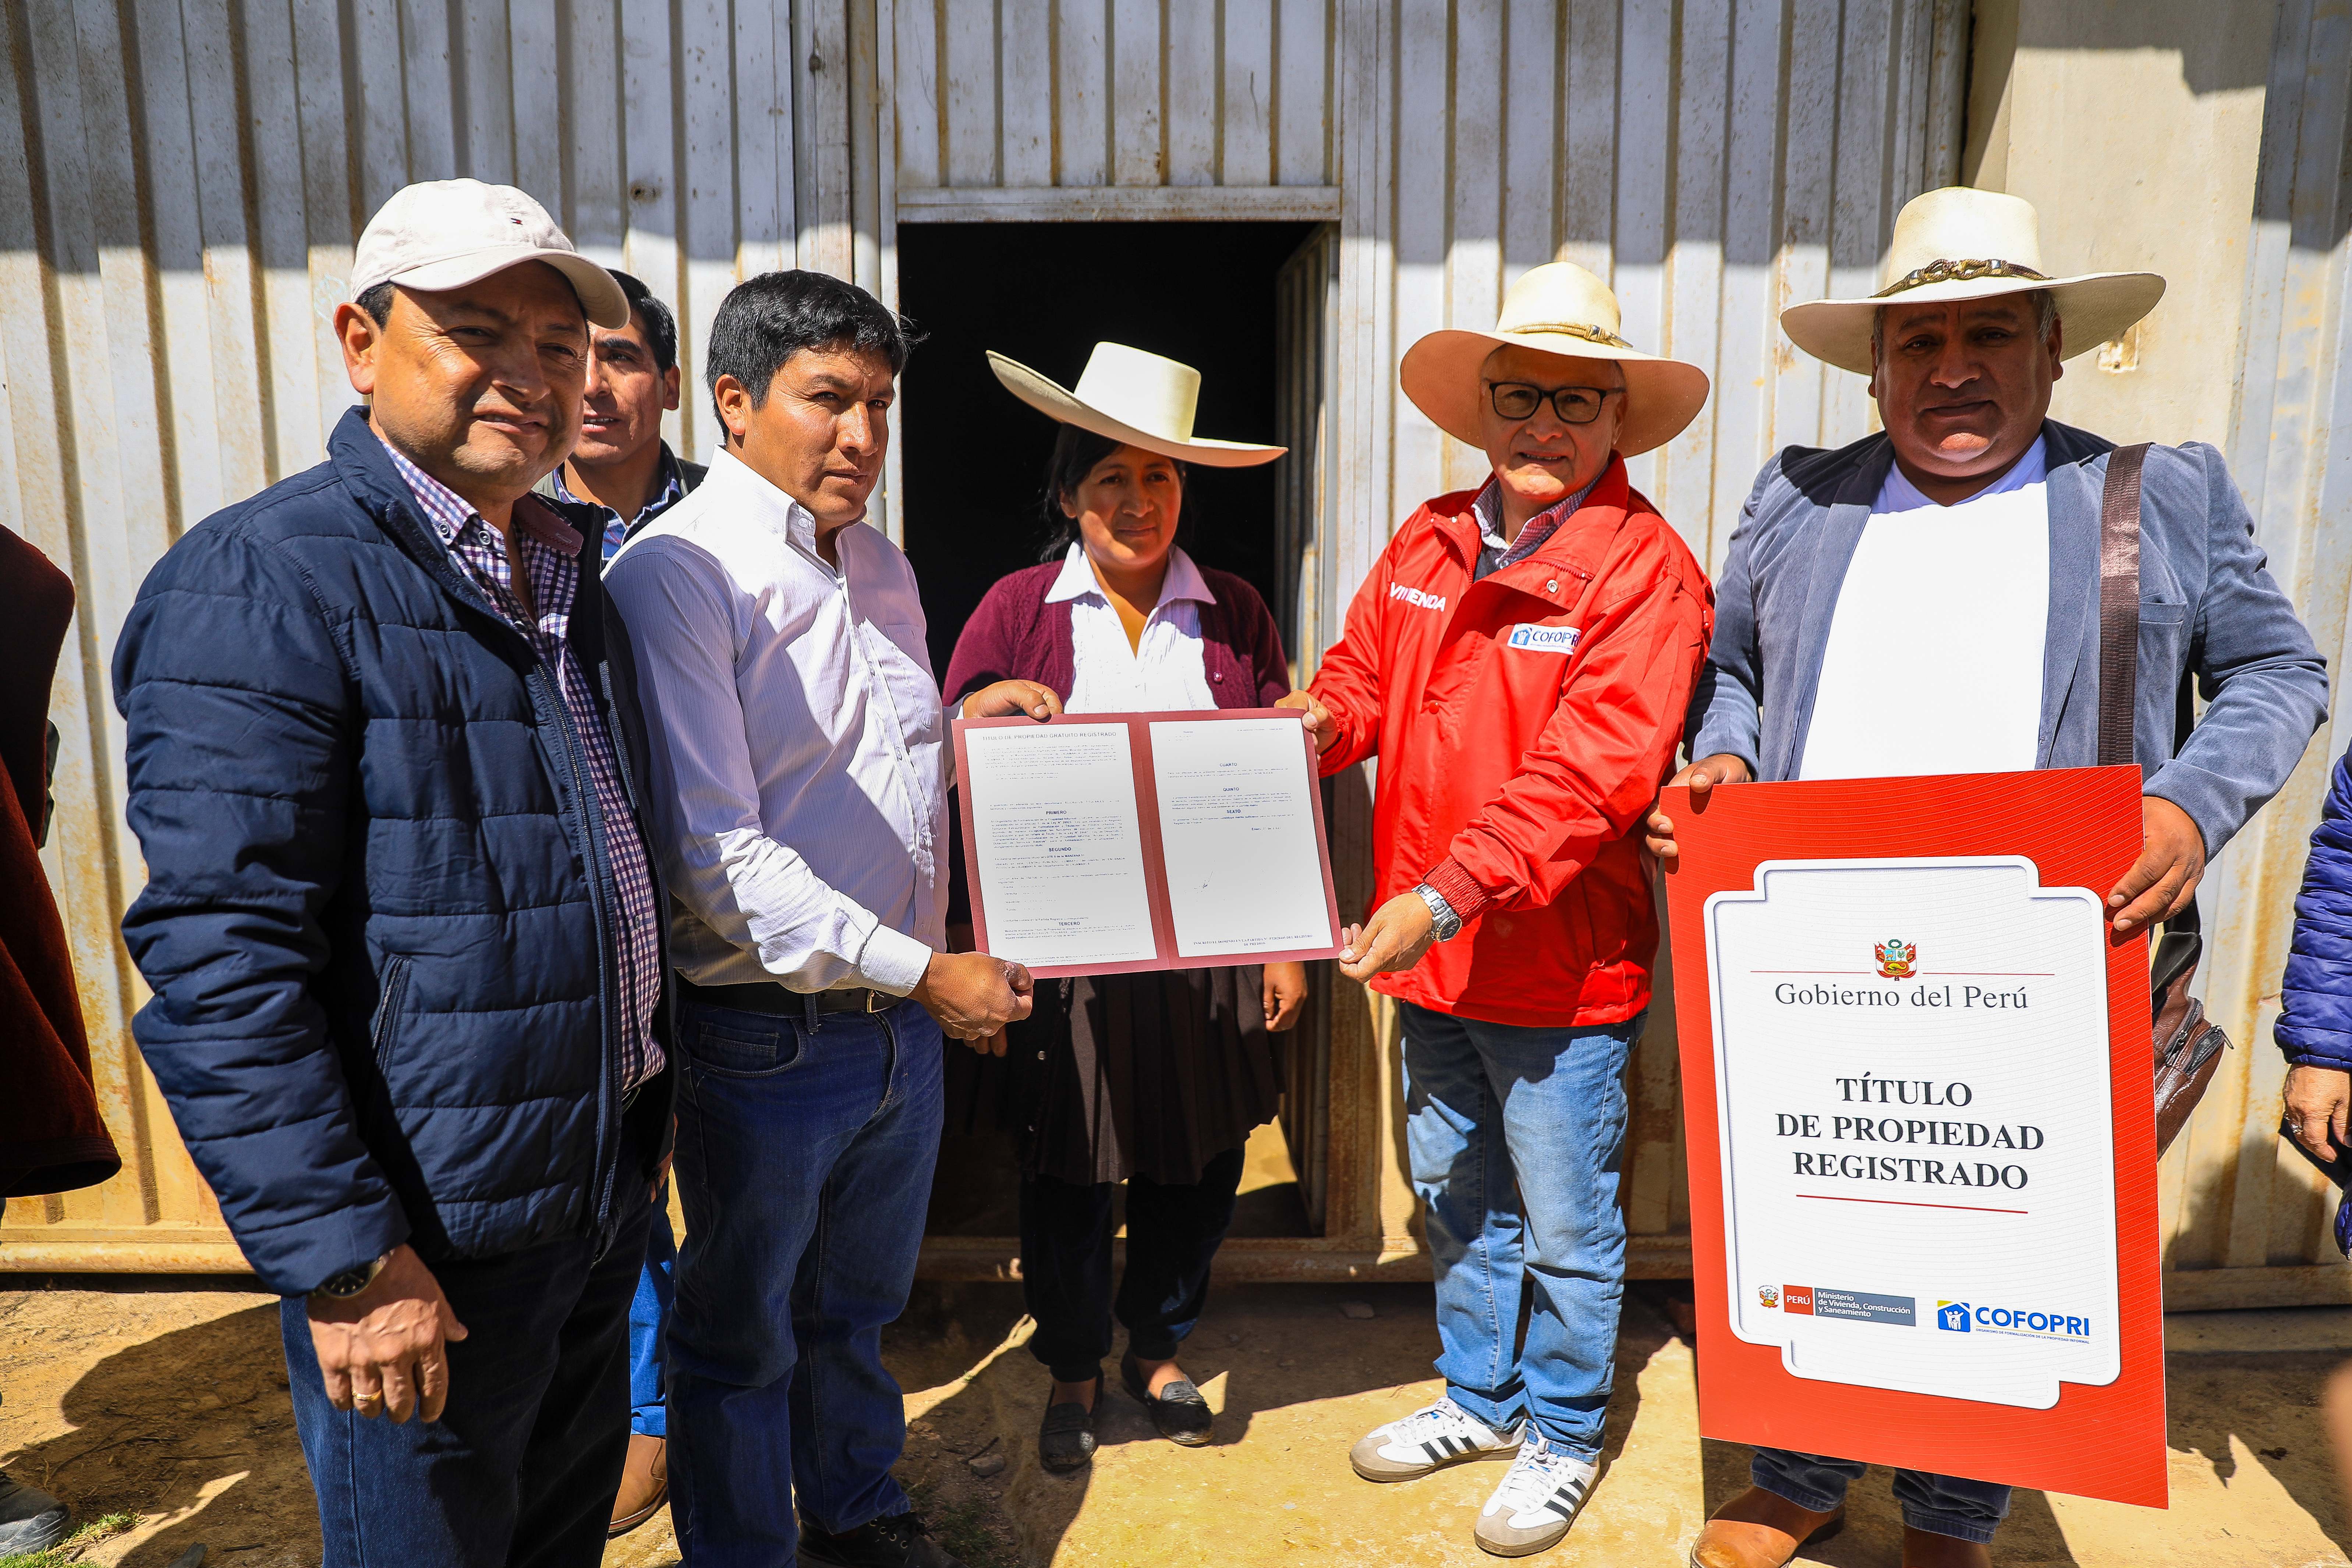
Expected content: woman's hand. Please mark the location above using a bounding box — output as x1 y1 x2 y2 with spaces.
1262 962 1308 1031
962 681 1062 721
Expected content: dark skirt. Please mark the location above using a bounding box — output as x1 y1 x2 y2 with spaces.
947 964 1285 1187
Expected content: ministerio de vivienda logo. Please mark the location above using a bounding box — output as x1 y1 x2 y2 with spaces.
1874 937 1919 980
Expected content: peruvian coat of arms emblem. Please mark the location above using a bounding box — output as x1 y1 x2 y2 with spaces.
1874 938 1919 980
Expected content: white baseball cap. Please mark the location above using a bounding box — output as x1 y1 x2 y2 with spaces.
350 178 630 330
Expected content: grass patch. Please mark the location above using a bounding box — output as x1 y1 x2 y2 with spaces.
0 1512 138 1568
906 1480 1013 1568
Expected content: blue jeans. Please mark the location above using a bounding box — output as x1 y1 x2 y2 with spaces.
667 996 943 1565
628 1195 676 1437
280 1191 655 1567
1752 1448 2011 1544
1400 1000 1641 1461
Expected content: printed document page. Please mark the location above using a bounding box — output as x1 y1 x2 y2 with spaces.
963 723 1159 969
1150 717 1334 958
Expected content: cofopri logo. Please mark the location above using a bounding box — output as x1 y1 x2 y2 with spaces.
1933 1301 2092 1340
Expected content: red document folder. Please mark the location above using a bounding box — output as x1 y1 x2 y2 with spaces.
953 709 1345 979
1659 766 2165 1509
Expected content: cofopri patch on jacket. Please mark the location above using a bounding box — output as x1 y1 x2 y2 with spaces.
1505 623 1581 653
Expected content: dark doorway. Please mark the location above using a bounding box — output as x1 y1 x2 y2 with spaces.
895 220 1319 680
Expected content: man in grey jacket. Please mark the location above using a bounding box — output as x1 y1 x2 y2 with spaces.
1648 188 2326 1568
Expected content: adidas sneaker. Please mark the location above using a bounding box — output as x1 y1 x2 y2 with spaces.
1348 1395 1525 1482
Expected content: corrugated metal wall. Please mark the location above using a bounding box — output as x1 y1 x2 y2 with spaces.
881 0 1971 576
17 0 2346 1301
2158 0 2352 1310
0 0 1971 1275
890 0 1338 196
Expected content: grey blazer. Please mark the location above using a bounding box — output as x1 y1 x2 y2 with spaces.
1686 420 2327 854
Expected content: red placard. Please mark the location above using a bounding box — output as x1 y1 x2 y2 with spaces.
1661 766 2165 1508
953 709 1345 978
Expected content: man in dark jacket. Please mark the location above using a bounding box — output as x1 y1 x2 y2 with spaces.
114 179 671 1568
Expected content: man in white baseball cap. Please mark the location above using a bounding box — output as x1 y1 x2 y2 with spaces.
114 177 674 1567
351 177 630 329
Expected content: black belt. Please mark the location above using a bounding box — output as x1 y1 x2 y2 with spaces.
676 976 897 1015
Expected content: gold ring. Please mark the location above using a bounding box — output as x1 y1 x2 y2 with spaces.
355 1391 384 1406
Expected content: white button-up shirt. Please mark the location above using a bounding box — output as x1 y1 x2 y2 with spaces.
1048 543 1219 713
604 448 945 994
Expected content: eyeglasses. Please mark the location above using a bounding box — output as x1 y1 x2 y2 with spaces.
1485 382 1624 425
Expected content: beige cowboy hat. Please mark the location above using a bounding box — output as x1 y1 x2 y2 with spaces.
1781 186 2166 376
1398 263 1710 458
986 343 1286 468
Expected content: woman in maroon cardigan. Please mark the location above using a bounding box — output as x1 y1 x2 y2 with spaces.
946 344 1307 1473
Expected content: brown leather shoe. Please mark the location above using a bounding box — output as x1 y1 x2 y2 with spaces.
1901 1526 1991 1567
1687 1487 1845 1568
609 1433 668 1537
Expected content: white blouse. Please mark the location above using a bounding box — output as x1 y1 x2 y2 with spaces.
1047 543 1219 714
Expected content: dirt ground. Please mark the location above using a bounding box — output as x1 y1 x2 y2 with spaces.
3 1276 2349 1567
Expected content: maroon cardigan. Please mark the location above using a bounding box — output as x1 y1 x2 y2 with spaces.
941 557 1292 712
1 526 120 1197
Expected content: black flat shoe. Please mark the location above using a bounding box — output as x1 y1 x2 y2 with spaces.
1120 1350 1214 1445
1039 1378 1099 1471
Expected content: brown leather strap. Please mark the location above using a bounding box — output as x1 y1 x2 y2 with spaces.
2097 444 2152 769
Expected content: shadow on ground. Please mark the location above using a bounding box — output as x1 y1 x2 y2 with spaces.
2166 1348 2352 1562
891 1279 1674 1567
10 1278 2352 1567
1 1292 315 1567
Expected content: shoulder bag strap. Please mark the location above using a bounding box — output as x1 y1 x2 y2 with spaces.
2097 444 2153 769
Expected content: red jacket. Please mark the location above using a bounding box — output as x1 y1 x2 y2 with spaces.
1311 459 1713 1027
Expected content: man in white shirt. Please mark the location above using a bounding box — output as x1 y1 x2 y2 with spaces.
605 270 1054 1568
1648 189 2323 1568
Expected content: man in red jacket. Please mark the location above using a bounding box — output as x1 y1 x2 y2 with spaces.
1280 264 1713 1557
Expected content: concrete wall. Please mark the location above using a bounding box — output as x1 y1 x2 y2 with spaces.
1963 0 2275 449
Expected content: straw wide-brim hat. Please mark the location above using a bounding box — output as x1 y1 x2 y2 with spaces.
986 343 1286 468
1398 263 1710 458
1781 187 2166 377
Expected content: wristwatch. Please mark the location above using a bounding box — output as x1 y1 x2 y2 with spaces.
309 1251 392 1301
1412 882 1465 943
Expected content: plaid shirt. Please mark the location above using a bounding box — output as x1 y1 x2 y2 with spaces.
1471 472 1601 581
380 438 666 1089
552 446 689 561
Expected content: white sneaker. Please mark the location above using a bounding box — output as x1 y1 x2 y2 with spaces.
1349 1396 1525 1482
1473 1431 1598 1557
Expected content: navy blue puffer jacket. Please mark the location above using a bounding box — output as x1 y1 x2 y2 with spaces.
113 408 671 1297
2280 746 2352 1071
